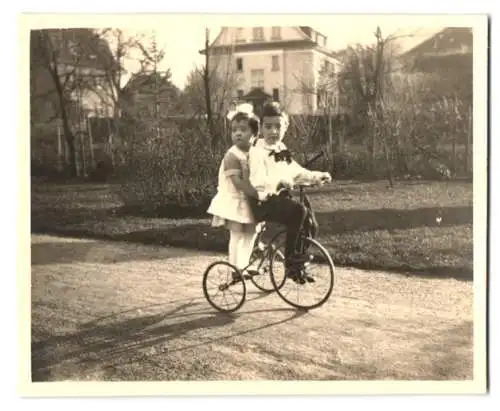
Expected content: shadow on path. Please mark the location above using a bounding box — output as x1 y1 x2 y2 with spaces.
31 239 199 266
31 298 306 382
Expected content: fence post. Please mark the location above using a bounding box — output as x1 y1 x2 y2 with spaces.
87 115 95 171
465 104 472 174
451 130 457 176
338 116 345 154
56 120 63 171
328 108 333 151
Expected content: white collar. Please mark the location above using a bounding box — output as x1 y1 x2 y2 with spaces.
255 138 285 152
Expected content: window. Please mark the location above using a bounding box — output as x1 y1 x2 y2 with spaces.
271 55 279 71
253 27 264 41
323 60 331 72
236 57 243 72
272 88 280 102
237 89 244 99
271 27 281 39
235 27 245 43
316 90 328 109
251 69 265 88
51 30 63 50
67 39 79 57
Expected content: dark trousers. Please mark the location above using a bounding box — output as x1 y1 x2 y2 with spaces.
249 194 310 267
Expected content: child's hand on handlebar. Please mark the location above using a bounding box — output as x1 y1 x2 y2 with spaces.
319 172 332 183
278 176 294 190
312 172 331 186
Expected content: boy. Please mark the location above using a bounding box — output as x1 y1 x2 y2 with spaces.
248 102 332 282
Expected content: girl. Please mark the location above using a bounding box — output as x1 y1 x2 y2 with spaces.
207 103 265 280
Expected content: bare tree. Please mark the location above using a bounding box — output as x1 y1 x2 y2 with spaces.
182 31 240 148
84 29 141 165
289 58 339 162
203 28 216 147
31 29 86 176
84 29 180 164
337 27 414 185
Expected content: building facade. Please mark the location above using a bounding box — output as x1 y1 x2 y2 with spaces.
200 26 342 115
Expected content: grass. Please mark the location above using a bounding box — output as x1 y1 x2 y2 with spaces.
30 179 473 280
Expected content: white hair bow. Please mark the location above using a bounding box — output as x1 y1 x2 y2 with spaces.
280 111 290 132
226 102 255 121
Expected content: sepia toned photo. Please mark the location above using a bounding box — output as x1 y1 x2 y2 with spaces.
20 13 488 396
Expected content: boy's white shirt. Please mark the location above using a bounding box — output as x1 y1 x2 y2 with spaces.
249 138 324 201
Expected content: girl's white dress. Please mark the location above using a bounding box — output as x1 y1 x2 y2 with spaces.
207 145 255 227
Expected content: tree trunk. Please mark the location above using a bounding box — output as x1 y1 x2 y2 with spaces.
87 116 95 170
203 28 216 149
451 131 457 176
465 104 472 174
112 106 121 166
382 134 394 187
59 97 77 177
377 105 393 187
56 121 63 171
370 130 376 174
63 125 77 176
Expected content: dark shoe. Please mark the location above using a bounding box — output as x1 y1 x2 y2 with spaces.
231 272 243 283
285 267 306 285
245 269 259 279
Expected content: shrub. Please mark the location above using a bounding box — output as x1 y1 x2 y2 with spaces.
114 124 225 218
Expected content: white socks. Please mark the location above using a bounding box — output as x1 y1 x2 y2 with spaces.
229 230 257 271
228 230 241 267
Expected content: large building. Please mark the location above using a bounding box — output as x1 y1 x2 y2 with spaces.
200 26 342 115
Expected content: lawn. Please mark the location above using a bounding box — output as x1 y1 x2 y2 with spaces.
30 179 473 280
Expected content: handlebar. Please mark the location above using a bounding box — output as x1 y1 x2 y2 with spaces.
275 150 328 197
304 151 324 168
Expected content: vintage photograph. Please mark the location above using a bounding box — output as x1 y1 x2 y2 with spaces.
25 14 487 392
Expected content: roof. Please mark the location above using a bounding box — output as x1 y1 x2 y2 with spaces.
401 27 472 57
32 28 115 70
299 26 328 41
199 26 340 62
242 87 272 100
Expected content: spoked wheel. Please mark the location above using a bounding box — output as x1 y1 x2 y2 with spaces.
248 247 286 292
269 237 335 310
248 230 287 293
202 261 246 313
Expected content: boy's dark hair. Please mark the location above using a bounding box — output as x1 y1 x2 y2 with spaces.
231 112 260 136
249 117 260 135
260 101 282 120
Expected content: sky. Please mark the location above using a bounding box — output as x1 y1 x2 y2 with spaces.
87 14 469 89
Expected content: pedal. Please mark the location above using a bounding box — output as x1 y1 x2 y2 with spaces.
242 272 254 280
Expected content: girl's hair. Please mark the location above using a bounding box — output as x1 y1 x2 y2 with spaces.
231 112 260 136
